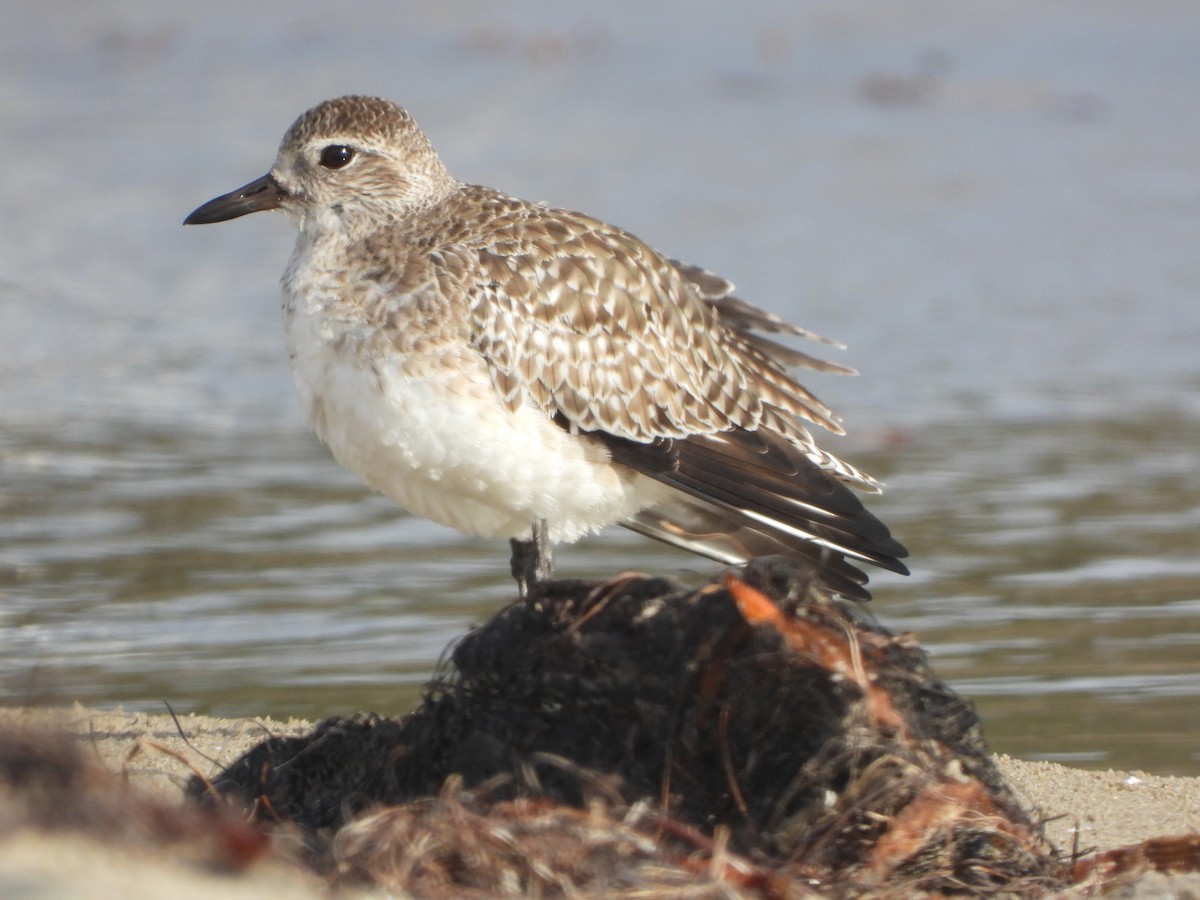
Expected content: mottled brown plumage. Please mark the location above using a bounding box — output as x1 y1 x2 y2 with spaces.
185 95 908 600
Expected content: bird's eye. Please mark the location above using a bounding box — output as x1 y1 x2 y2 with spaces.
319 145 356 169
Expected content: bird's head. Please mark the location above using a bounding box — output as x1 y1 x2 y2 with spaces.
184 96 456 241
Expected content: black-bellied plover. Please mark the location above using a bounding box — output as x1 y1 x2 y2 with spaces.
185 96 908 599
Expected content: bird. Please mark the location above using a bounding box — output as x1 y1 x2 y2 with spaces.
184 95 908 601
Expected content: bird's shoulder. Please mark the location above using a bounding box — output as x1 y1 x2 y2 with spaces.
421 185 707 317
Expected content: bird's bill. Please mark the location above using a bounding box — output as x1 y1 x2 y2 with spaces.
183 174 285 225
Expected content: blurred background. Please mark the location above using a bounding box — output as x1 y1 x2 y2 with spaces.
3 1 1199 773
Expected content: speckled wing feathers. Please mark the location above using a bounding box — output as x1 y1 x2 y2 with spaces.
467 195 847 445
453 186 908 590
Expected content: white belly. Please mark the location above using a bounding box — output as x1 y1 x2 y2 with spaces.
284 305 659 543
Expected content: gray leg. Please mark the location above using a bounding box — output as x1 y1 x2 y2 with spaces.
509 519 554 597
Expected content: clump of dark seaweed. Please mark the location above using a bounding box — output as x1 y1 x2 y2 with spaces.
192 559 1069 896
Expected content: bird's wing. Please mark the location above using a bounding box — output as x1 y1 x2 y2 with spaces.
469 208 843 443
464 203 907 595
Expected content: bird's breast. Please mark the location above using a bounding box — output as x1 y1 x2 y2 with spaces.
278 250 660 543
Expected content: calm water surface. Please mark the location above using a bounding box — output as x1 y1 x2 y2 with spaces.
2 2 1199 774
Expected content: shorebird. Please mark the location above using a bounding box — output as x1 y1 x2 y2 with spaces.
185 96 908 600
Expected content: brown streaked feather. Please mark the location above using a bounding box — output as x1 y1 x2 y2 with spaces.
621 498 875 602
673 261 850 351
662 432 907 569
464 192 851 445
595 427 909 593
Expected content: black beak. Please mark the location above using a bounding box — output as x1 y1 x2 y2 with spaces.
183 174 286 225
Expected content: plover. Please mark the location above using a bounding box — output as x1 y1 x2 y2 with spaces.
185 96 908 600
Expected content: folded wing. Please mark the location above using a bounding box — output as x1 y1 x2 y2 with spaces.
466 196 908 599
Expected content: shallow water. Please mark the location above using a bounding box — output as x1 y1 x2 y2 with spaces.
3 2 1200 774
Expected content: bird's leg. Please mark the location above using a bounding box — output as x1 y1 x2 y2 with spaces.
509 518 554 597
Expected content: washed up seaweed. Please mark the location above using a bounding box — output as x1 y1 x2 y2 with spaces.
192 559 1068 895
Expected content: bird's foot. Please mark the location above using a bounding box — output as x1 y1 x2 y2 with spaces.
510 519 554 598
